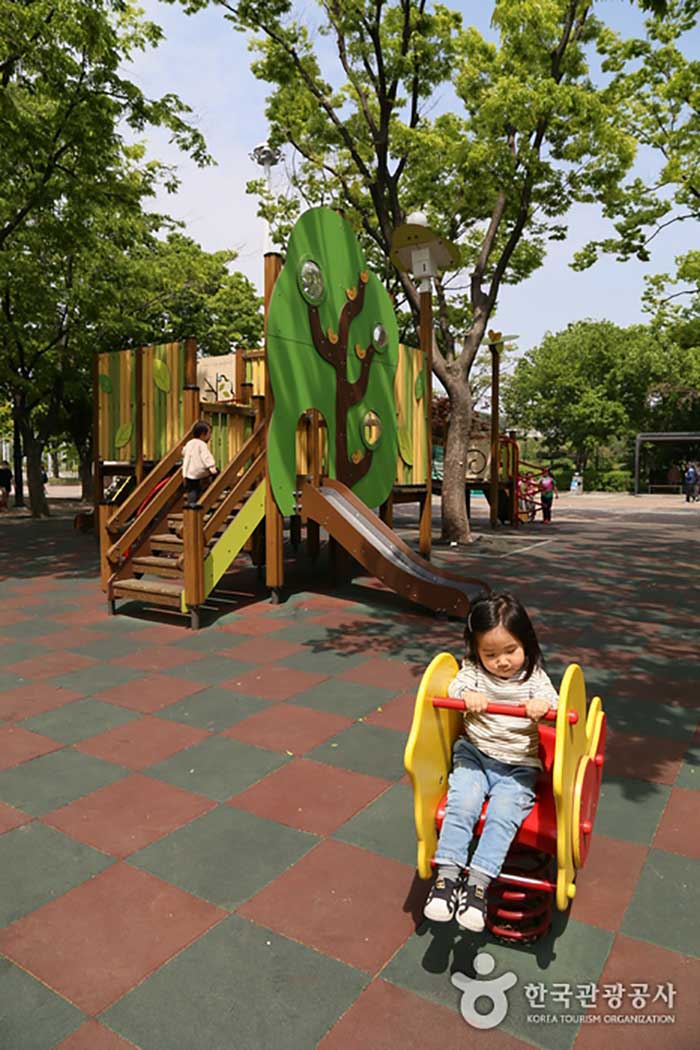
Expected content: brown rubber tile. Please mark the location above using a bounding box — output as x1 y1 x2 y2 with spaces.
0 683 84 722
652 788 700 860
75 715 211 770
220 702 352 754
570 834 649 931
221 664 328 701
0 725 63 770
93 673 206 712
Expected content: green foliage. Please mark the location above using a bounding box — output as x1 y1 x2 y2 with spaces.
504 319 700 468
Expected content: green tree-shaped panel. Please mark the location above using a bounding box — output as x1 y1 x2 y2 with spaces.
267 208 398 515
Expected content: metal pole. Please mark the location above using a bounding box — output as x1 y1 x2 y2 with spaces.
634 435 640 496
489 340 501 529
419 281 433 558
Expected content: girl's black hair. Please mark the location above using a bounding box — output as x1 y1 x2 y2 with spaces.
193 421 211 439
464 592 543 681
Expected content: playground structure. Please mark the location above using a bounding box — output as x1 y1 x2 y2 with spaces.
404 653 606 941
96 207 487 626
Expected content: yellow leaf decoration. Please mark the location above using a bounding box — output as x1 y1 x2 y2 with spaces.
359 270 369 284
153 358 171 393
327 328 339 345
351 450 364 464
355 343 366 360
398 426 413 466
114 421 133 449
346 287 357 301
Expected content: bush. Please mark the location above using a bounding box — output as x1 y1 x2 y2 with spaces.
582 468 632 492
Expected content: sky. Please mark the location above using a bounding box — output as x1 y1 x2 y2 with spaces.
127 1 696 359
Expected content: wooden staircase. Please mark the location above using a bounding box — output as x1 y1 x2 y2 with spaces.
101 423 266 627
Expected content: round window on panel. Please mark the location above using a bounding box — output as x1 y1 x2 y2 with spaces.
361 410 382 450
372 323 388 351
297 259 325 305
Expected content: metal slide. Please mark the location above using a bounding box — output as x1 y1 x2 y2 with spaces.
301 478 488 617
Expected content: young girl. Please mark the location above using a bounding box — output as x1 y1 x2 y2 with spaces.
423 592 558 932
182 421 218 507
539 468 558 523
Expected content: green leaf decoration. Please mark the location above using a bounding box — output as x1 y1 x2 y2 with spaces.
98 374 113 394
114 421 133 449
398 426 413 466
415 371 425 401
153 358 171 393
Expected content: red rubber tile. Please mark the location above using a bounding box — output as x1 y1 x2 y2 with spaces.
0 725 63 770
111 646 207 672
238 839 416 974
4 651 99 680
120 625 190 646
53 609 115 627
0 611 31 627
612 675 696 707
218 616 299 636
217 637 304 664
0 683 83 723
0 863 227 1014
221 702 352 754
573 934 700 1048
228 758 391 835
603 730 688 785
652 788 700 859
570 834 649 932
42 773 215 858
319 979 531 1050
93 675 206 713
338 658 422 692
55 1020 138 1049
221 665 328 701
75 716 210 770
365 691 417 733
29 628 110 649
0 801 32 835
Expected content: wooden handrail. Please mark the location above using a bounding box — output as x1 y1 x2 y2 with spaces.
108 421 197 532
199 424 265 515
203 451 266 545
107 471 181 564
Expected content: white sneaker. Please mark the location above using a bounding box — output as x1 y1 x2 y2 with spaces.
423 876 460 922
456 883 487 932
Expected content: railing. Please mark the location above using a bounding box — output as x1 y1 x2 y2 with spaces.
203 451 266 546
106 470 182 566
107 421 197 533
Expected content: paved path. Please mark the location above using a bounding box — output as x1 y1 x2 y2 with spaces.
0 501 697 1049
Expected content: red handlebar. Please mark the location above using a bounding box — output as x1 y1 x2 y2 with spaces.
431 697 578 724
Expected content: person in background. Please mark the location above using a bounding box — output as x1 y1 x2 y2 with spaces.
0 460 12 511
539 467 558 524
683 462 697 503
182 421 218 507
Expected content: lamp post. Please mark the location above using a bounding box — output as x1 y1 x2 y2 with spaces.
486 330 518 529
390 211 459 558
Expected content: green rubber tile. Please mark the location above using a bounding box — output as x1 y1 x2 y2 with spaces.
19 699 139 744
281 650 370 676
675 737 700 790
49 665 143 695
161 657 254 685
0 823 113 926
101 914 367 1050
381 914 613 1050
621 849 700 957
0 642 48 665
308 724 407 781
70 635 146 660
0 959 84 1049
601 694 697 741
129 805 317 910
157 687 272 733
266 622 341 645
333 783 417 866
176 629 252 653
293 679 398 720
0 671 27 692
593 776 670 845
0 749 128 817
145 736 289 801
0 620 69 639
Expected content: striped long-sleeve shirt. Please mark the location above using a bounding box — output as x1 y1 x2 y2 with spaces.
447 659 559 769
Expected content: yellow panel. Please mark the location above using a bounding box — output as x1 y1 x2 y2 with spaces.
552 664 588 911
403 652 462 878
200 481 266 599
142 347 153 461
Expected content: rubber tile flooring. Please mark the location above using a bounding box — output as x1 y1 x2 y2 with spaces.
0 506 698 1050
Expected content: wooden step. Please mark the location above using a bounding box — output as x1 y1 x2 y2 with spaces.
131 556 183 578
112 578 183 609
151 533 183 549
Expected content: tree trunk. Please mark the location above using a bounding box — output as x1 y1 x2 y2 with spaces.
22 430 50 517
78 452 93 501
51 451 60 478
441 380 473 544
12 416 24 508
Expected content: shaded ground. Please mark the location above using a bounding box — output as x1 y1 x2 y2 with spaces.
0 496 698 1050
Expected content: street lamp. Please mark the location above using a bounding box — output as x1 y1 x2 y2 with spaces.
249 142 283 254
390 211 460 557
485 330 518 529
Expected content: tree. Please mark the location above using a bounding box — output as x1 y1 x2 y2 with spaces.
172 0 635 541
0 0 215 515
503 320 700 468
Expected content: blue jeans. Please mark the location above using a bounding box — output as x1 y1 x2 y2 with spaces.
434 739 537 879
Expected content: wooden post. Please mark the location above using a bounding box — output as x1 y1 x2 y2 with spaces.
98 502 113 591
92 353 103 508
264 252 284 599
418 288 433 558
235 348 246 402
183 337 200 430
182 506 205 610
489 338 501 529
134 346 144 484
